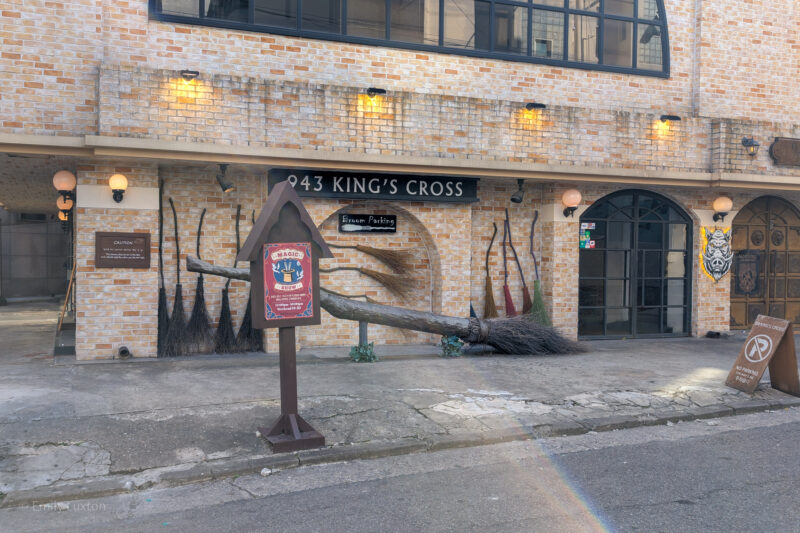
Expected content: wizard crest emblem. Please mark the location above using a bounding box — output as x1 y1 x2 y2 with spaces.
700 227 733 282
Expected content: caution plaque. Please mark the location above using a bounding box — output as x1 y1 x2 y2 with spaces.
725 315 800 396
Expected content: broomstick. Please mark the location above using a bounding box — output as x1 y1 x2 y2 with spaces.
502 214 517 317
157 179 170 357
327 244 414 274
236 210 264 352
505 208 532 315
529 211 550 326
186 208 212 353
483 223 498 318
320 267 411 298
214 204 239 353
163 198 188 356
187 256 583 355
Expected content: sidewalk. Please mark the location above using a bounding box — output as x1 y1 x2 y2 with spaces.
1 305 799 508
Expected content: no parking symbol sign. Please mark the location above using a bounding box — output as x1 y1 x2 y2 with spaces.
726 315 800 396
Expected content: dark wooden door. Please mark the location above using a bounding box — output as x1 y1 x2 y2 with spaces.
730 196 800 329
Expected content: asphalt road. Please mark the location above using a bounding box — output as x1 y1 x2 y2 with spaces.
4 408 799 533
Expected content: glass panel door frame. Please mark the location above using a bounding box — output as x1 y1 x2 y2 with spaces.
578 189 693 339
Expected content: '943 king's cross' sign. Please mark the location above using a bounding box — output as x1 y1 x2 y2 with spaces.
264 243 314 320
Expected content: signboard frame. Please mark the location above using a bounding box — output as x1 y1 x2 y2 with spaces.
268 168 479 203
94 232 151 269
725 314 800 397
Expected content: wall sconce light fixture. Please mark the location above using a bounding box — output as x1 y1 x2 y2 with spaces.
741 137 760 157
712 195 733 222
562 188 582 217
660 114 681 123
58 210 69 222
52 170 77 200
56 196 73 211
510 179 525 203
525 102 546 111
109 173 128 203
216 164 235 193
366 87 386 98
180 70 199 82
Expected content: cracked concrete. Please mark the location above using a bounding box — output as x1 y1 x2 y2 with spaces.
1 301 799 506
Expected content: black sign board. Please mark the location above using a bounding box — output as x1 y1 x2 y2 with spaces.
339 214 396 233
268 168 479 203
95 232 151 269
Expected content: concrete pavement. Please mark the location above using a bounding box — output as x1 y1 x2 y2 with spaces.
1 301 799 508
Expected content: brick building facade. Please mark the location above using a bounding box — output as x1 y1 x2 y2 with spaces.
1 0 799 359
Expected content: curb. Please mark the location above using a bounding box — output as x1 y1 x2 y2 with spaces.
2 398 799 509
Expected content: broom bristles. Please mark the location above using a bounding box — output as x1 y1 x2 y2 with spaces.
164 285 188 357
214 288 237 353
236 296 264 352
354 245 414 273
360 268 412 298
485 316 582 355
483 276 498 318
186 274 213 353
157 286 170 357
529 280 551 327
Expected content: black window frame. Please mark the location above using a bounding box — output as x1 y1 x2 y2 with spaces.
149 0 670 77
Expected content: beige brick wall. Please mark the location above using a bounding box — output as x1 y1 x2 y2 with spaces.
2 0 799 139
75 161 159 360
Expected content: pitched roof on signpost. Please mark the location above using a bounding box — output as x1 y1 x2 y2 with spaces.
237 181 333 262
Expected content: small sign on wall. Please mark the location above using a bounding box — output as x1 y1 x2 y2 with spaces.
338 214 397 233
95 232 151 269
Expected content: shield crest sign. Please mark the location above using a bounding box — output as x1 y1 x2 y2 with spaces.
735 251 760 296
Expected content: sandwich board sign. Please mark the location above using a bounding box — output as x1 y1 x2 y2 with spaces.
725 315 800 397
237 181 333 452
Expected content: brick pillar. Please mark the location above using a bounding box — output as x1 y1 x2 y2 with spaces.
74 162 159 360
540 205 580 340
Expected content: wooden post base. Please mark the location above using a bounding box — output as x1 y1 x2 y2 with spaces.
260 413 325 453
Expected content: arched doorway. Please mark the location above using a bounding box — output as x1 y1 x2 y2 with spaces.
578 190 692 338
730 196 800 329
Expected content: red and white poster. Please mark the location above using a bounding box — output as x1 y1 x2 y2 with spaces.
263 243 314 321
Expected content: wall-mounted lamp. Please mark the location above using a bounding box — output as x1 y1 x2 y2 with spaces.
366 87 386 98
562 188 582 218
52 170 77 200
712 195 733 223
58 211 69 222
109 173 128 203
741 137 760 157
525 102 547 111
660 114 681 123
510 179 525 203
56 196 73 211
180 70 199 82
216 164 235 193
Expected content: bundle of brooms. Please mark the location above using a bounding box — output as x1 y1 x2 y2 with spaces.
187 256 582 355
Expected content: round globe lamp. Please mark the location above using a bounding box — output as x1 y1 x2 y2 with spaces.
56 196 73 211
53 170 77 199
109 174 128 203
562 188 582 217
712 195 733 222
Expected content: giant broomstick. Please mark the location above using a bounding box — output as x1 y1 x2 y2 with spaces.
186 257 581 355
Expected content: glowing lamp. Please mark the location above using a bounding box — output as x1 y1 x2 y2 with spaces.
109 174 128 203
561 188 582 218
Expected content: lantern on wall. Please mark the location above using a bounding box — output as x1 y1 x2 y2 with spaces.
562 188 582 217
109 174 128 203
712 195 733 222
53 170 77 200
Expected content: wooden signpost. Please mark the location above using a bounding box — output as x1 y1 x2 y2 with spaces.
725 315 800 397
237 181 333 452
